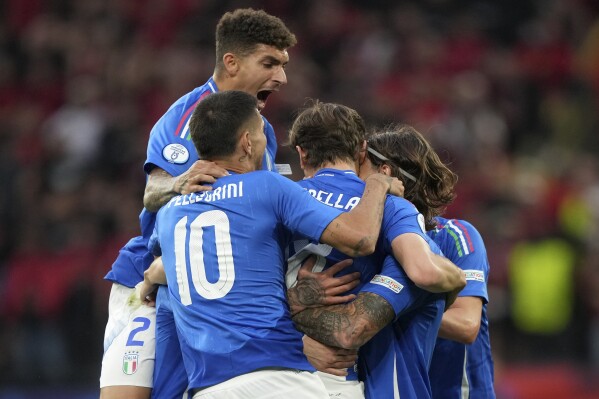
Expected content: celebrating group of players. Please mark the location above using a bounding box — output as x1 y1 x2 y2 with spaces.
98 8 495 399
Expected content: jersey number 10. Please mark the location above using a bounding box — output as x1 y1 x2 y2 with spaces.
173 210 235 304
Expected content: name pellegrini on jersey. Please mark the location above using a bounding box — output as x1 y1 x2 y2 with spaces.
167 182 244 208
306 189 360 210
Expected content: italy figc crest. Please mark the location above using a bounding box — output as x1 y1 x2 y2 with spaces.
123 352 139 375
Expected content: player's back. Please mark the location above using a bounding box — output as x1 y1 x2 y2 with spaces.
154 171 341 390
288 169 383 291
289 168 425 291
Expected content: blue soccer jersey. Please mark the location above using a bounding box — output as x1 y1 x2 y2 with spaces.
358 247 446 399
427 217 495 399
104 77 278 288
287 169 432 382
153 171 345 390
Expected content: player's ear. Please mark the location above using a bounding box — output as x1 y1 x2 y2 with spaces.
240 130 252 156
223 53 240 76
380 164 392 176
296 145 307 169
358 140 367 165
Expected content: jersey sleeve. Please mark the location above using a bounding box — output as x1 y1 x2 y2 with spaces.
269 173 343 242
144 101 199 177
381 197 428 253
360 255 430 319
431 219 489 303
263 118 278 172
148 219 162 257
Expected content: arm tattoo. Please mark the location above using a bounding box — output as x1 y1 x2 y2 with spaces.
287 278 325 314
292 292 395 349
144 169 179 211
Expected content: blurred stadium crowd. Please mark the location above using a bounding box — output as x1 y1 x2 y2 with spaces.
1 0 599 396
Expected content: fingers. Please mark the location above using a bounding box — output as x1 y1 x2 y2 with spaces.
298 255 317 276
389 177 405 197
325 271 360 287
323 293 357 305
190 160 229 177
322 368 349 376
324 259 354 276
185 183 213 194
143 297 157 307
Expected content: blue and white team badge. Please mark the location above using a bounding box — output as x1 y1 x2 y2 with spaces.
163 144 189 164
123 351 139 375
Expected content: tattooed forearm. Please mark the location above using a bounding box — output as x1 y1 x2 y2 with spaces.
144 169 179 211
293 292 395 349
288 278 325 315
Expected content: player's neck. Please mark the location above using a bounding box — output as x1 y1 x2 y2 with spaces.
320 160 358 173
212 158 256 175
358 164 378 181
303 160 357 178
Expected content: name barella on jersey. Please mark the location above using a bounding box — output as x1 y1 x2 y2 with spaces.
104 77 278 288
151 171 345 390
427 217 495 399
358 253 446 399
286 168 431 382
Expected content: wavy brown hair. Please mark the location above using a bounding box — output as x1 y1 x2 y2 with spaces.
288 101 366 170
366 125 458 230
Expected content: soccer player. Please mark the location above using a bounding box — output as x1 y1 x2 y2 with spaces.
149 90 402 398
99 9 297 399
427 217 496 399
364 126 495 398
284 102 466 398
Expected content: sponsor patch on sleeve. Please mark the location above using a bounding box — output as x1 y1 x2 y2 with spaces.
162 144 189 164
463 269 485 282
370 275 404 294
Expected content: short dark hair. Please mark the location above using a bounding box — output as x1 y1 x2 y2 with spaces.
215 8 296 66
288 101 366 169
367 125 458 230
189 91 259 159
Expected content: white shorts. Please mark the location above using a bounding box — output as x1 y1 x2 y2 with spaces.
317 372 365 399
192 369 329 399
99 283 156 388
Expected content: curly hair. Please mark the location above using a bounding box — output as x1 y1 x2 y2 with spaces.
366 125 458 230
288 101 366 170
216 8 296 66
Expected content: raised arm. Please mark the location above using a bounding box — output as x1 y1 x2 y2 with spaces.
319 173 403 257
143 161 228 211
390 233 465 294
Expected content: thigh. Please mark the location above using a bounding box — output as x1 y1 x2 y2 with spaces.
100 283 156 389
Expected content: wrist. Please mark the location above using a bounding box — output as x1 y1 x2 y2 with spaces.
365 173 391 192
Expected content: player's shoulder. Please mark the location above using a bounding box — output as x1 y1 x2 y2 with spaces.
385 195 419 214
434 217 480 237
248 170 290 184
162 80 214 115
